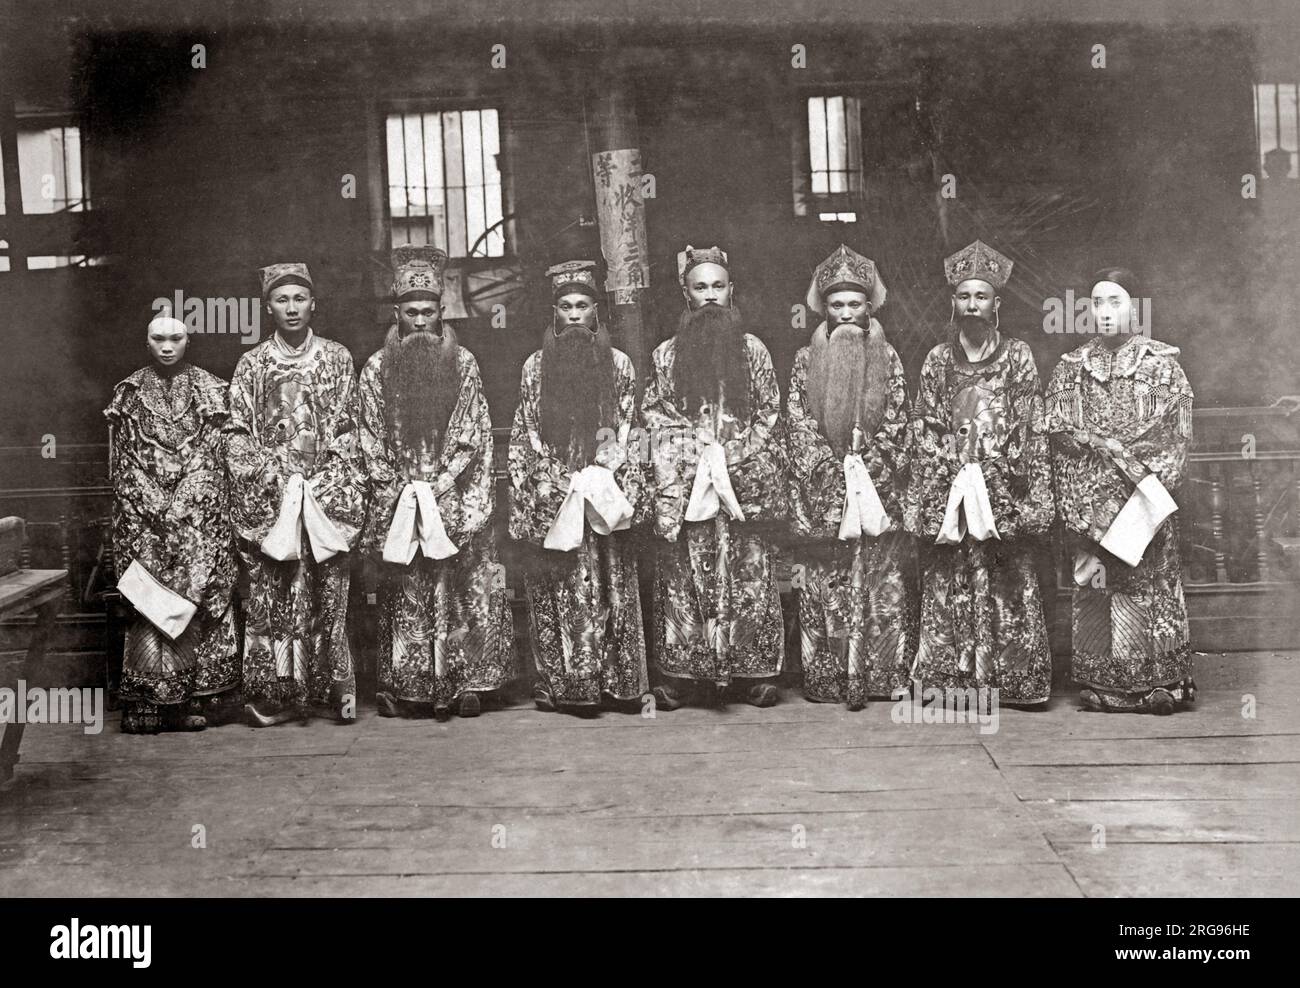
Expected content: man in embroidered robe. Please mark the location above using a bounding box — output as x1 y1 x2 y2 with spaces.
904 240 1054 707
106 311 239 733
785 245 916 710
1045 268 1194 714
508 260 648 717
643 245 786 709
360 245 514 721
226 262 366 726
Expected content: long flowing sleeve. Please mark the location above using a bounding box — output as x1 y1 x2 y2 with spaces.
106 389 167 576
507 352 571 546
299 345 366 548
223 352 283 544
598 349 648 527
977 342 1054 538
166 376 236 612
358 355 402 555
867 346 910 523
642 340 703 542
1103 358 1194 492
904 347 961 537
435 349 495 544
784 347 839 537
722 336 785 520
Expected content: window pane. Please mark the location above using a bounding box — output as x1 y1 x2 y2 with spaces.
845 97 863 193
421 112 445 249
403 113 427 216
462 110 487 255
442 111 467 257
64 127 85 209
386 115 408 218
15 125 87 213
808 97 828 194
1281 83 1298 177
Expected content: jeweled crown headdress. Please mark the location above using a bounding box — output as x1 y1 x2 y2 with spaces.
943 239 1013 290
391 244 448 299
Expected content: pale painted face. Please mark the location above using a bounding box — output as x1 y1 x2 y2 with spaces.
266 283 314 335
394 297 442 336
953 279 999 322
682 262 732 310
825 289 871 326
147 319 188 368
1090 280 1133 335
554 292 598 332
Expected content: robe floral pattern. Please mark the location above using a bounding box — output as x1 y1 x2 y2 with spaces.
785 334 918 704
1045 336 1194 707
508 346 647 706
904 335 1054 704
359 343 514 707
105 363 239 708
225 333 366 708
643 333 786 685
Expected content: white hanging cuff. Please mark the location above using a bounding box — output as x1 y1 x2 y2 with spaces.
1099 473 1176 567
117 559 198 640
383 480 459 564
838 453 891 540
684 442 746 523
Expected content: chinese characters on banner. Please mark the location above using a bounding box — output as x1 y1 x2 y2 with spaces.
592 148 650 304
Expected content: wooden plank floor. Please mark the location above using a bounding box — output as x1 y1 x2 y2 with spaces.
1 651 1297 897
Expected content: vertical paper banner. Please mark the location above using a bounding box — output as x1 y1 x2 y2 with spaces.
592 148 650 304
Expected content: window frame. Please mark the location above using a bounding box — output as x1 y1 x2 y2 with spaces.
377 98 513 260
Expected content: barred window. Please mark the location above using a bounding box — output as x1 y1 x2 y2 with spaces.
798 95 863 224
808 96 863 197
384 109 505 257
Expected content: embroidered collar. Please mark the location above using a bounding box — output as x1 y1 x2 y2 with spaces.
1082 335 1149 382
272 327 316 360
137 363 197 421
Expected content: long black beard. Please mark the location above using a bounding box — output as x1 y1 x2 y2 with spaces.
539 321 619 468
379 324 461 456
673 303 751 421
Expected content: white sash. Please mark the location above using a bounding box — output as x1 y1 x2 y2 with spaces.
543 465 634 552
837 453 891 540
936 462 1000 545
260 473 351 562
684 442 745 523
382 480 459 564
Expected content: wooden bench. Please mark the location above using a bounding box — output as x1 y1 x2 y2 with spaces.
0 568 68 784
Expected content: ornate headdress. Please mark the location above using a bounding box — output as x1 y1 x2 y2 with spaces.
391 244 448 300
806 243 887 315
545 259 600 300
259 262 313 298
943 239 1013 290
676 244 729 285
